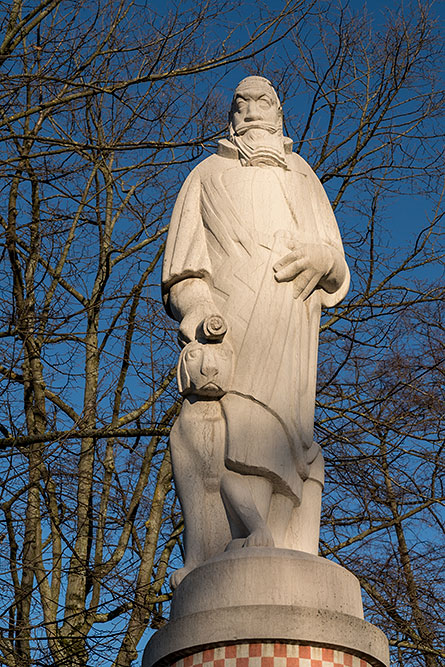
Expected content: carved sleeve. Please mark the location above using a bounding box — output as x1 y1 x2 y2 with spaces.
162 168 213 318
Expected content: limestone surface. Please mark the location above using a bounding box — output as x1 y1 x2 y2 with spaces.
143 549 389 667
163 76 350 587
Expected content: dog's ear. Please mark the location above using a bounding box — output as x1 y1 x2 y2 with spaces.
177 346 191 395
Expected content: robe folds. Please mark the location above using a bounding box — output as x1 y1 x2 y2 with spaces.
163 138 349 504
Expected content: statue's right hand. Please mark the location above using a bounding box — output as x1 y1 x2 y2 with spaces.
178 307 226 345
202 314 228 341
178 310 203 346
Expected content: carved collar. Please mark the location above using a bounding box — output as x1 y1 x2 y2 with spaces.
217 137 294 159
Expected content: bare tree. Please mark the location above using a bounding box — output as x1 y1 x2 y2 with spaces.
263 4 444 665
0 1 443 666
0 1 313 665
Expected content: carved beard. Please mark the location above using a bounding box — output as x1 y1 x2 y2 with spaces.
229 122 288 169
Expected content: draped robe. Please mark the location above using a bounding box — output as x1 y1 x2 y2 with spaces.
163 138 349 504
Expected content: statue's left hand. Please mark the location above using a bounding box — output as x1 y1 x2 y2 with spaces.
273 244 340 300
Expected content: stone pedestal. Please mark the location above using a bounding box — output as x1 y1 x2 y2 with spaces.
142 549 389 667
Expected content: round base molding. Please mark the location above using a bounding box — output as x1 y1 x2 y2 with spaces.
143 549 389 667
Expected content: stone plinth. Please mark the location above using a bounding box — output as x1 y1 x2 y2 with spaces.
142 549 389 667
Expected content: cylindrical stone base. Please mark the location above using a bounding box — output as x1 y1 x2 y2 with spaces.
143 550 389 667
170 644 375 667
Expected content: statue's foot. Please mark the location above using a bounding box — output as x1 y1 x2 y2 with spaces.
244 525 274 548
170 563 196 589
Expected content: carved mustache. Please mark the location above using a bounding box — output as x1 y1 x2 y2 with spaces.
233 121 279 135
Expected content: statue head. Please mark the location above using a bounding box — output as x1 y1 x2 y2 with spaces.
229 76 283 136
178 341 233 398
228 76 286 168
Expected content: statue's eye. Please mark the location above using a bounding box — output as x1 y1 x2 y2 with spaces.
186 349 200 360
258 97 272 109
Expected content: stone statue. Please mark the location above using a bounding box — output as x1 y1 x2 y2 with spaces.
163 76 350 589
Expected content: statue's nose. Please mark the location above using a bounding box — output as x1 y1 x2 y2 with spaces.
201 351 218 377
244 101 262 121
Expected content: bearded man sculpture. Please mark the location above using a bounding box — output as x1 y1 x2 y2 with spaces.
163 76 350 589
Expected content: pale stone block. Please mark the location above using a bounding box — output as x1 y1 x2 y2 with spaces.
299 660 311 667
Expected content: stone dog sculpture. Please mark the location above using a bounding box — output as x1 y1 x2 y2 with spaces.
163 76 350 589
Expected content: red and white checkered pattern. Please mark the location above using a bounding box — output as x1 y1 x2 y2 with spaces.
171 644 372 667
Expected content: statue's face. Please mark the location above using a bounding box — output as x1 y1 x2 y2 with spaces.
179 342 233 397
231 83 280 135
